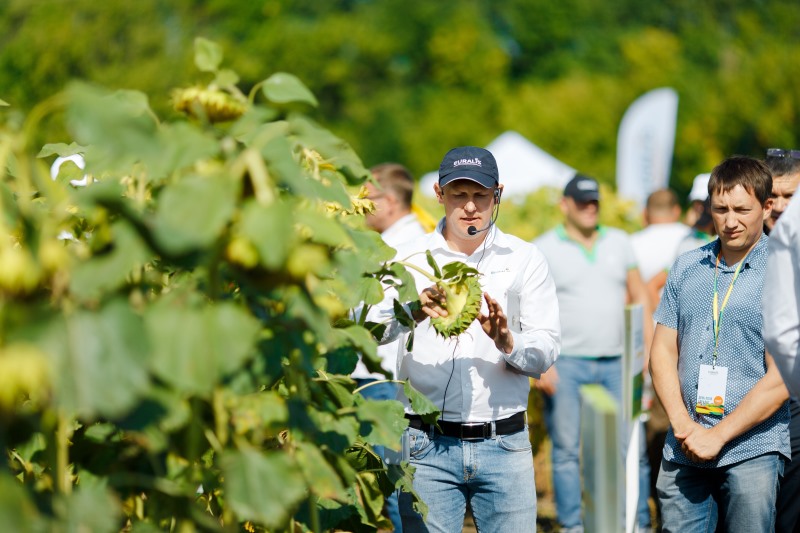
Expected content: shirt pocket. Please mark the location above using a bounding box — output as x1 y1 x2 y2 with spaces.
483 268 519 310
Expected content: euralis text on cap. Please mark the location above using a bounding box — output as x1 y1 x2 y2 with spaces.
453 158 482 167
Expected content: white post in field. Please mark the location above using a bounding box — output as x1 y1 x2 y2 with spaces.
580 384 621 533
624 304 646 533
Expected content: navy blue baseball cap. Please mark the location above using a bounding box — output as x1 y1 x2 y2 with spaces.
563 173 600 202
438 146 499 188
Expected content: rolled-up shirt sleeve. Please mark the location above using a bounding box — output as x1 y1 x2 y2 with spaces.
763 202 800 397
503 247 561 377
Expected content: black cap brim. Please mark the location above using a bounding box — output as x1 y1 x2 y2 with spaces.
568 191 600 202
439 170 497 188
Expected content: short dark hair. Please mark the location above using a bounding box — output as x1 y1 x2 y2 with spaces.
370 163 415 209
765 149 800 178
708 155 772 206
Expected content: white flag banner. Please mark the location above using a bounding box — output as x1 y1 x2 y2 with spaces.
616 88 679 209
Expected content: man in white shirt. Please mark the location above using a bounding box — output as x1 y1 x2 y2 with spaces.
353 162 426 533
364 163 427 251
762 147 800 533
630 188 690 284
353 163 426 382
765 188 800 395
375 146 560 532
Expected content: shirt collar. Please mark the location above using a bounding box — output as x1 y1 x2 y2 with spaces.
705 232 769 270
433 217 514 254
555 224 606 241
383 214 420 238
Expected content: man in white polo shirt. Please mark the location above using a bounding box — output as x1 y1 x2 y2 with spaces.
535 174 652 533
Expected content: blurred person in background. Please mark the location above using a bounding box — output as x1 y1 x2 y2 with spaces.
684 173 711 227
764 148 800 235
675 198 716 255
534 174 653 533
650 156 789 532
762 147 800 533
364 162 427 246
631 188 690 286
647 187 717 308
354 162 426 532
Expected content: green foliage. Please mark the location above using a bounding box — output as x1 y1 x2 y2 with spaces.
0 39 425 531
3 1 800 201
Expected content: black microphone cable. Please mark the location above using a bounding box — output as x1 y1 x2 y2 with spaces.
472 195 500 268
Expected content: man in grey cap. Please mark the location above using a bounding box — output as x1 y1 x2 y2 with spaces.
534 174 652 533
371 146 561 532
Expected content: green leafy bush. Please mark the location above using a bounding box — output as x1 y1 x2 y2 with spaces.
0 38 427 532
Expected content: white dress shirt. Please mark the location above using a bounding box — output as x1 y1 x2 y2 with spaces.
372 220 561 422
763 196 800 397
351 214 426 379
380 214 427 252
630 222 690 281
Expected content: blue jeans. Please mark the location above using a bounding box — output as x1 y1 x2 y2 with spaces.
656 454 784 533
544 356 650 530
355 379 402 532
398 426 537 533
776 399 800 532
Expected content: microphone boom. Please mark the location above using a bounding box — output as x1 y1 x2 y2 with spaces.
466 199 501 236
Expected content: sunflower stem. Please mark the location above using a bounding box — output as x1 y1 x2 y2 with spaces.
393 260 455 302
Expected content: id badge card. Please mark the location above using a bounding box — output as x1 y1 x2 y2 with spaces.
695 364 728 416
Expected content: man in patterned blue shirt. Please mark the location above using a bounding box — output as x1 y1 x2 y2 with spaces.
650 155 790 532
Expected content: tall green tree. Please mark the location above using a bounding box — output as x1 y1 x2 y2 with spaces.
2 0 799 198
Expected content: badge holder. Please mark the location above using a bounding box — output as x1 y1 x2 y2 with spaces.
695 363 728 417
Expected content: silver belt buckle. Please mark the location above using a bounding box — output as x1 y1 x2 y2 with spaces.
460 422 488 441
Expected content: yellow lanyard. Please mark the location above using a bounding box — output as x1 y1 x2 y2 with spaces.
712 251 749 367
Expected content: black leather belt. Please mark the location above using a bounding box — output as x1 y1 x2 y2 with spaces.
405 411 526 441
